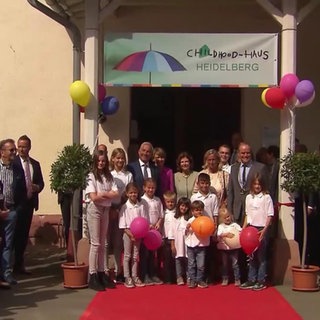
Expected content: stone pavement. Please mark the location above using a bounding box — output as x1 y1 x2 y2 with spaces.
1 243 320 320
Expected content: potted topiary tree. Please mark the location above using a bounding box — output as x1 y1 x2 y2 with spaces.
280 150 320 291
50 144 92 288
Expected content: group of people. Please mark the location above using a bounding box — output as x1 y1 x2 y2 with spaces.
85 135 278 292
0 136 44 289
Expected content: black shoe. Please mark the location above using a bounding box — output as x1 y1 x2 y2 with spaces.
239 281 256 290
88 273 105 291
4 274 17 285
0 280 11 289
98 272 116 289
115 274 125 284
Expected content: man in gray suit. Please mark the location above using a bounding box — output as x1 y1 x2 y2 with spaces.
227 142 269 225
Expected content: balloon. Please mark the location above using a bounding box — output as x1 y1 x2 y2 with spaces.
296 91 315 108
239 226 260 255
143 230 162 250
130 217 149 239
69 80 91 107
98 84 107 102
191 216 216 238
295 80 315 103
264 87 286 109
101 96 120 115
280 73 300 99
261 88 271 108
223 227 241 249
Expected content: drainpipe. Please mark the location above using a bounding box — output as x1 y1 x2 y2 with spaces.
27 0 81 145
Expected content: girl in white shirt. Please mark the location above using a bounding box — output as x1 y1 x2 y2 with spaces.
108 148 133 283
240 174 274 291
170 197 191 286
119 182 147 288
86 151 119 291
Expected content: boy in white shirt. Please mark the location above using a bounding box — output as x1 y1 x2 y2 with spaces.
185 200 210 289
140 178 164 285
190 173 218 283
162 191 177 283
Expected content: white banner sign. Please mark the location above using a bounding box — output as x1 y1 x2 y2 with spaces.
104 33 278 87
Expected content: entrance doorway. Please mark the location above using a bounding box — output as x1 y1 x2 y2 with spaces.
130 87 241 170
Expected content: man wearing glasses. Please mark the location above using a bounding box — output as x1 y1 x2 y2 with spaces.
0 139 26 286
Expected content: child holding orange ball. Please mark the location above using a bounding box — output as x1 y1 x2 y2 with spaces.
185 200 210 289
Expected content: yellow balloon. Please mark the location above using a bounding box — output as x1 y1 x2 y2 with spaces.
261 88 271 108
69 80 91 106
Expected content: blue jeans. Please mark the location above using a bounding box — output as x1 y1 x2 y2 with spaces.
175 257 188 279
187 246 206 283
248 228 269 283
0 210 17 278
220 249 240 281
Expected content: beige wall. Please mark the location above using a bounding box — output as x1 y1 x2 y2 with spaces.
1 1 320 215
0 1 74 214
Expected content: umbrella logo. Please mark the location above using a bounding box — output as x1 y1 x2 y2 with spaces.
114 44 186 84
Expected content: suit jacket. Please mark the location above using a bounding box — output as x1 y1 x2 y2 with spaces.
127 160 160 196
13 156 44 211
227 161 269 224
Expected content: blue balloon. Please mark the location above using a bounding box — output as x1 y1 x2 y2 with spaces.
101 96 119 115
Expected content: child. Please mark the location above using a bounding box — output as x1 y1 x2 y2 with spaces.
190 173 219 283
217 206 242 286
240 173 274 291
162 190 177 284
140 178 164 285
170 197 191 285
118 182 146 288
185 200 210 289
108 148 133 283
86 151 119 291
190 173 219 225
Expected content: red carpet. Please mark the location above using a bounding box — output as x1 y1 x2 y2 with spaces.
80 284 302 320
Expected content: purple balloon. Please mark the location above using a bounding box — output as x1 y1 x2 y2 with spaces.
295 80 315 103
279 73 299 99
143 230 162 251
98 84 106 102
130 217 149 239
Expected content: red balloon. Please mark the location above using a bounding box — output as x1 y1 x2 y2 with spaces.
130 217 149 239
265 87 286 109
239 226 260 255
191 216 216 238
143 230 162 250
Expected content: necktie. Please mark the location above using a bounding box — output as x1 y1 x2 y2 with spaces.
143 164 148 179
24 160 33 198
242 164 247 187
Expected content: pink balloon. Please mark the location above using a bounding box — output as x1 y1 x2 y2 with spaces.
239 226 260 255
98 84 107 102
130 217 149 239
280 73 300 99
143 230 162 251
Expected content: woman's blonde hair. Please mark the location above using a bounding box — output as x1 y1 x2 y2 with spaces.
109 148 127 170
202 149 221 170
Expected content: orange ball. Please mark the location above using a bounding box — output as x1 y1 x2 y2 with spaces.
191 216 216 238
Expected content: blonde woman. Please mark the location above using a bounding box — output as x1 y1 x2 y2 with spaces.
194 149 229 207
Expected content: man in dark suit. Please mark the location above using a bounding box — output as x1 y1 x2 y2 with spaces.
0 138 27 285
13 135 44 274
227 142 269 225
127 142 160 196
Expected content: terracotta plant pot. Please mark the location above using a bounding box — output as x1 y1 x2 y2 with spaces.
291 265 320 292
61 262 88 289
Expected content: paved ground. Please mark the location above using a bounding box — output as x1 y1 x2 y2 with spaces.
1 243 320 320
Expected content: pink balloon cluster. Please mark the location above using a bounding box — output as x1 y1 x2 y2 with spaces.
261 73 315 109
